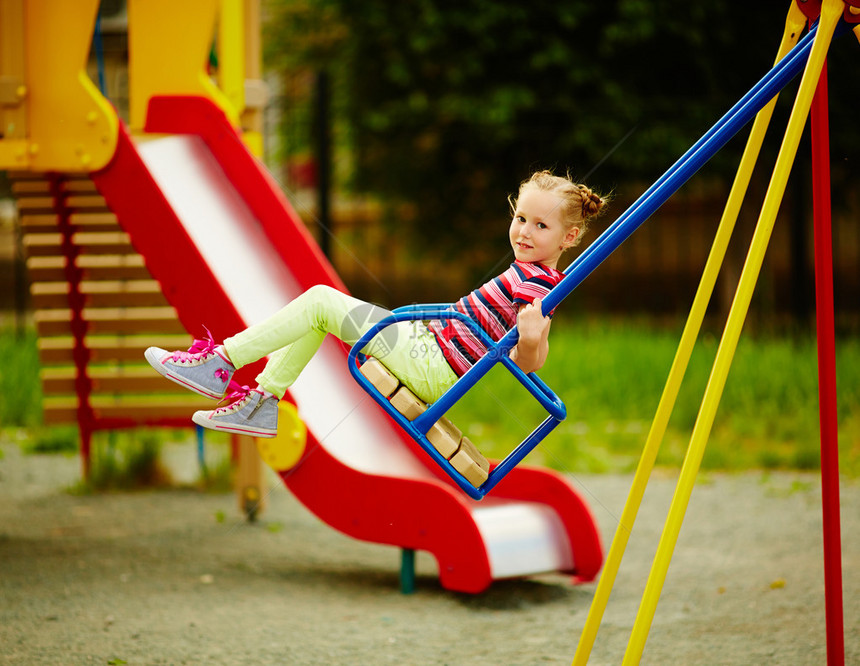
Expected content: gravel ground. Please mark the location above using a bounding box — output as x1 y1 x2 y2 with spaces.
1 438 858 665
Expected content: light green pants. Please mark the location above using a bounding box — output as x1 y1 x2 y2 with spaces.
222 284 458 403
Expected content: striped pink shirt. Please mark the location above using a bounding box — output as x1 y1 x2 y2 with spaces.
429 261 564 376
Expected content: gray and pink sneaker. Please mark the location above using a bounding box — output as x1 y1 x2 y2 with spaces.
145 331 235 400
192 385 278 438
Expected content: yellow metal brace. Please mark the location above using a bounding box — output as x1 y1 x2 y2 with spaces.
571 3 808 663
127 0 239 132
217 0 266 157
622 0 843 662
572 0 857 661
1 0 261 168
0 0 118 171
0 0 28 147
218 0 247 117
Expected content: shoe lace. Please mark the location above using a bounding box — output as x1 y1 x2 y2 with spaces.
214 381 253 415
170 326 217 363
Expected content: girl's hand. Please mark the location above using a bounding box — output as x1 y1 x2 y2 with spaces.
510 298 551 373
518 298 550 340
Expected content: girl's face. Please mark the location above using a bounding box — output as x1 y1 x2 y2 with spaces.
509 188 579 270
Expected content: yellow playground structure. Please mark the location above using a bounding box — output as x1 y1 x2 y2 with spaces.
0 0 269 513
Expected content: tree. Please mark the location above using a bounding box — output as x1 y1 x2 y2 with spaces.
265 1 857 270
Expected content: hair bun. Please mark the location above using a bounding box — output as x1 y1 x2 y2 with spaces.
580 186 605 220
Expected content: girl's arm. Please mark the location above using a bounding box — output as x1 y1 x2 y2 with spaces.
509 298 551 373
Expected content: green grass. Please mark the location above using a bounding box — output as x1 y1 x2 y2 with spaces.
447 318 860 476
75 429 172 492
3 321 860 478
0 325 44 429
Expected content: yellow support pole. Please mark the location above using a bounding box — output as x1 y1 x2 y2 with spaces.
217 0 246 115
623 1 842 663
571 5 806 664
127 0 238 132
240 0 267 158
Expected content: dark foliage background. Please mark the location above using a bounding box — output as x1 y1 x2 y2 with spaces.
265 1 857 279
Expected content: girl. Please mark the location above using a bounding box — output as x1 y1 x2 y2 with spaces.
145 170 608 437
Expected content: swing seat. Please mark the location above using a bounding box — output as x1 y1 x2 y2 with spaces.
359 358 491 486
348 304 566 500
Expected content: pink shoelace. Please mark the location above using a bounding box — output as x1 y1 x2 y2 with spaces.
166 328 231 384
214 381 254 415
169 327 218 364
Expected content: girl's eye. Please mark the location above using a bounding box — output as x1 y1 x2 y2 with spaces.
515 215 526 223
536 222 547 229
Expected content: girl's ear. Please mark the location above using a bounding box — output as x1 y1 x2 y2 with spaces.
562 227 580 249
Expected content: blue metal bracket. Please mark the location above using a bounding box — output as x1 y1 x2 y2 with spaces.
348 305 566 499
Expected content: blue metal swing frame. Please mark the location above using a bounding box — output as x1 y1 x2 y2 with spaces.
348 22 822 500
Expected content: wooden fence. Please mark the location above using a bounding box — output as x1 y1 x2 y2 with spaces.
4 179 858 329
292 184 860 328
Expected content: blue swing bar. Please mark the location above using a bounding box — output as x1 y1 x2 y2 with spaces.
348 22 820 500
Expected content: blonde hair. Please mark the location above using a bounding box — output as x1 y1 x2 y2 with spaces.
509 170 609 247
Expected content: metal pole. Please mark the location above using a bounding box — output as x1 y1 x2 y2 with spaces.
810 54 845 666
315 69 332 259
